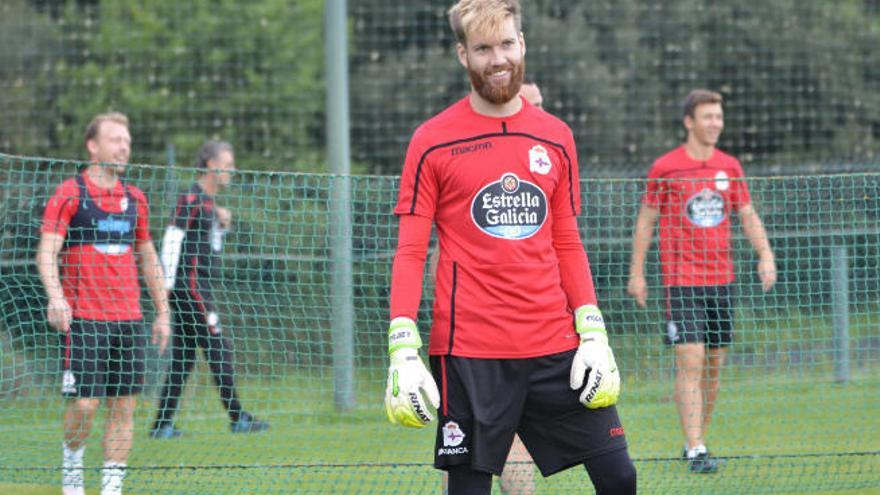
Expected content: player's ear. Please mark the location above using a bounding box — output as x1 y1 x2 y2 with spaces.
86 138 99 158
456 42 468 69
519 32 526 56
683 115 693 132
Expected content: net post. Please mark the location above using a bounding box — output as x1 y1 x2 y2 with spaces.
165 142 177 212
325 0 355 410
830 243 850 383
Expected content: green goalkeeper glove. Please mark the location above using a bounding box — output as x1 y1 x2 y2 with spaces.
569 305 621 409
384 317 440 428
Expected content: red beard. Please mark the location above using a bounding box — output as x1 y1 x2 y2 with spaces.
468 59 525 105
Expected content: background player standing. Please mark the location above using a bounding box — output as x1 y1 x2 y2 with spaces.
627 89 777 473
151 140 269 438
517 78 542 110
384 1 637 494
36 112 171 495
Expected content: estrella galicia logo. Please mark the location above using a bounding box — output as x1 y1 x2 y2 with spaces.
685 188 725 228
471 173 547 239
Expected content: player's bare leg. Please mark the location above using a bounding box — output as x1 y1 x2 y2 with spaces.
63 398 99 495
104 396 136 462
101 396 136 494
676 343 719 473
674 343 705 449
498 435 535 495
702 347 728 435
64 398 99 449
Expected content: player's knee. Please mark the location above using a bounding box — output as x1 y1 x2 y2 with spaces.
447 465 493 495
71 397 100 415
599 459 636 495
498 466 535 495
584 450 637 495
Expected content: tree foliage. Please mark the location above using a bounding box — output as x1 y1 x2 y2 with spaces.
26 0 326 170
1 0 878 174
349 0 880 176
0 0 58 154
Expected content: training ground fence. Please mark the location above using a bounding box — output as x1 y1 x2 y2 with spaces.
0 154 878 494
2 0 880 492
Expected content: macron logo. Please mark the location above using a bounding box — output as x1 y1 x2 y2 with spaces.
451 141 492 156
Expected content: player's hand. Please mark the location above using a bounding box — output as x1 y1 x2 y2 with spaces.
384 318 439 428
758 254 777 292
216 206 232 230
47 296 72 332
626 274 648 308
569 305 621 409
152 311 171 355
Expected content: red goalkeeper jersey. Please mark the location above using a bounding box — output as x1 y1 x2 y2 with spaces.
642 146 752 287
393 96 597 358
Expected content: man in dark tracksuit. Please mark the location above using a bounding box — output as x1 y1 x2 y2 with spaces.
151 140 268 438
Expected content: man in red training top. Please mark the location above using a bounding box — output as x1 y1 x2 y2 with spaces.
433 79 544 495
384 1 636 494
37 112 170 495
627 89 777 474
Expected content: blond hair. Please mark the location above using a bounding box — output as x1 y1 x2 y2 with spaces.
448 0 521 45
84 112 129 145
682 89 723 118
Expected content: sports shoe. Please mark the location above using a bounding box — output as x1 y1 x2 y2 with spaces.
687 452 720 474
230 412 269 434
149 424 183 439
682 445 714 460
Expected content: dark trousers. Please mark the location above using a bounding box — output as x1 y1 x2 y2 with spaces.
154 305 242 426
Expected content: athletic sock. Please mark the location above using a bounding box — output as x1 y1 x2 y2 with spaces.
101 462 126 495
62 443 85 495
686 444 708 459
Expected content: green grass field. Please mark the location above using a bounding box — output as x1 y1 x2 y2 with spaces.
0 366 877 494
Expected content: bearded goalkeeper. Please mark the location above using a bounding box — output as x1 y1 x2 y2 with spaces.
383 2 636 494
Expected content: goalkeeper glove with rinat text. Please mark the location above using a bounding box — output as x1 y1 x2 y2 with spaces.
569 304 621 409
384 317 440 428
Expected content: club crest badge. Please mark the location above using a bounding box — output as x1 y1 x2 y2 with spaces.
666 321 680 344
62 370 77 394
119 196 129 211
442 421 465 447
714 170 730 191
529 145 552 175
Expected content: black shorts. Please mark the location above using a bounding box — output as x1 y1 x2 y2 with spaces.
61 319 147 398
430 350 628 477
665 285 734 348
